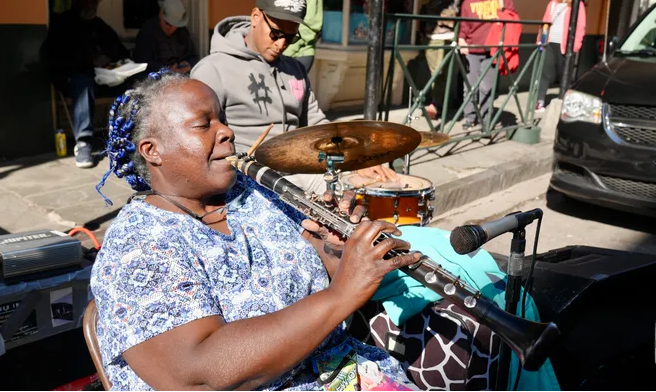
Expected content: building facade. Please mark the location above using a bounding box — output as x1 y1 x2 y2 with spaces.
0 0 646 159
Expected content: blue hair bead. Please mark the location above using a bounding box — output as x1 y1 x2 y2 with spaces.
125 174 139 187
121 162 133 173
125 142 136 153
134 176 149 191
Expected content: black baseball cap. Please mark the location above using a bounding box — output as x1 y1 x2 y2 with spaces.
256 0 309 27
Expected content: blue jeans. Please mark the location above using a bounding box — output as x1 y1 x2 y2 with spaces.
464 54 495 124
68 74 95 142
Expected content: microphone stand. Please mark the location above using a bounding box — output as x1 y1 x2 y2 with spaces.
496 228 526 391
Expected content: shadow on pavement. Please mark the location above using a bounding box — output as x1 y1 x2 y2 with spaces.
0 153 62 181
545 187 656 236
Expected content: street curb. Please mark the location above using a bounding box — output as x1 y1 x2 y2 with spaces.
431 142 554 216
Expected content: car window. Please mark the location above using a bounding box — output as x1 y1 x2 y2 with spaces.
620 8 656 52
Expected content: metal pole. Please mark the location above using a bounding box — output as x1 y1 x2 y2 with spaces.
495 229 527 392
384 18 401 122
602 0 612 63
559 0 582 98
364 0 385 120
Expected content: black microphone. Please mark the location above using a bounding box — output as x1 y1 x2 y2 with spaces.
449 209 543 255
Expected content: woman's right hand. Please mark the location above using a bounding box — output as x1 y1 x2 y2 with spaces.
328 220 422 307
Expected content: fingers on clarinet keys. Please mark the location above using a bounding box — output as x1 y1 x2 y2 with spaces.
322 189 364 223
390 251 423 269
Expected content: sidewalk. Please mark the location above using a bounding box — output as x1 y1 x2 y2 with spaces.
0 89 559 249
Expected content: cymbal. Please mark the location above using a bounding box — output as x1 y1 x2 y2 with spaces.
254 121 421 174
417 131 451 148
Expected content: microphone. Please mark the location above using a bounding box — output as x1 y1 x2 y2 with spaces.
449 209 543 255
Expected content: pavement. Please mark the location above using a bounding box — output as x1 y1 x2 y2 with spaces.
0 89 561 250
431 173 656 256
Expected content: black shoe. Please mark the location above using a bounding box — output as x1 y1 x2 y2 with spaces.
463 120 477 131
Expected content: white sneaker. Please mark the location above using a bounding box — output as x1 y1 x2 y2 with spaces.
74 141 94 168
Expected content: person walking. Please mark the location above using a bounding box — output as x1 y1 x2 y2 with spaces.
536 0 587 112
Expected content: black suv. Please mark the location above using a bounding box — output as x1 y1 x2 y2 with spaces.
550 4 656 216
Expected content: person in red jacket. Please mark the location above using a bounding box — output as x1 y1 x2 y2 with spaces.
458 0 516 129
536 0 586 112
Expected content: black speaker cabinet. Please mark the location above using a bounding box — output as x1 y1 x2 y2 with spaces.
522 246 656 390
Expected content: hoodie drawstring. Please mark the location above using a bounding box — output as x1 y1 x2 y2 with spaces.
272 68 288 132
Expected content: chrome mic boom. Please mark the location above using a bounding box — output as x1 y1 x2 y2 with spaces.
226 154 560 371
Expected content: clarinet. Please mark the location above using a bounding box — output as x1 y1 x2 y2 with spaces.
226 155 559 372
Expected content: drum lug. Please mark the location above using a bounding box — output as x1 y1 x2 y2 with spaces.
394 198 400 209
418 199 425 207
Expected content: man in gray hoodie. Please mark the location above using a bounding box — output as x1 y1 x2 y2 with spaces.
191 0 396 194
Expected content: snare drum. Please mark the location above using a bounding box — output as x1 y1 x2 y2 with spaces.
340 173 435 226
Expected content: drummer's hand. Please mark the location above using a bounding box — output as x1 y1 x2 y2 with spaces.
356 164 399 182
301 190 366 253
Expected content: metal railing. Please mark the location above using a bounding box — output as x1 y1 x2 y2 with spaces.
379 14 551 173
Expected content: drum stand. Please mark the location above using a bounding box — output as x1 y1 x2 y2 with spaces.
318 151 344 193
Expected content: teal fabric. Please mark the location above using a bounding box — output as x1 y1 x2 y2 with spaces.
372 226 560 391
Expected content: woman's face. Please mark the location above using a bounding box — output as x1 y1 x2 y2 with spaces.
147 80 237 199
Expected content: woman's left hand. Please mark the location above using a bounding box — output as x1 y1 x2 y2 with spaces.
301 190 366 255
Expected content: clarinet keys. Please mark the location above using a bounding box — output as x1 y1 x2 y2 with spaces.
425 270 437 284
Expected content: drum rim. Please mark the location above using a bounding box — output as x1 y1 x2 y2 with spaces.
341 173 435 197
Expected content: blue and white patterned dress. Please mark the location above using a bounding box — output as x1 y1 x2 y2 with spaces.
91 173 409 391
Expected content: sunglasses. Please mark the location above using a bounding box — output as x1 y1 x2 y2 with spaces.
260 11 301 44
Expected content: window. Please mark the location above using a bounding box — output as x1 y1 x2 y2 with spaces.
322 0 414 46
618 4 656 53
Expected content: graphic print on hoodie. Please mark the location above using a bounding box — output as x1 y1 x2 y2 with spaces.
458 0 516 54
248 73 274 115
190 16 328 153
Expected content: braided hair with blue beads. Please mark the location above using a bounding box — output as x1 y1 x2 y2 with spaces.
96 69 187 206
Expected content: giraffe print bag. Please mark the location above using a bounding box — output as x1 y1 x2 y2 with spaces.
347 299 501 390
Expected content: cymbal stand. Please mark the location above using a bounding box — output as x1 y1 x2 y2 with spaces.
403 86 420 175
318 151 344 192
